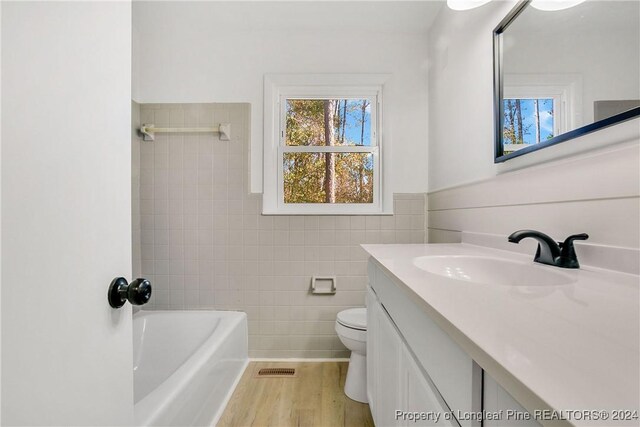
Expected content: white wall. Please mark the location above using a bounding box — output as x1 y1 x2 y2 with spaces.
427 0 640 191
428 141 640 248
133 1 434 194
427 1 640 252
428 1 514 191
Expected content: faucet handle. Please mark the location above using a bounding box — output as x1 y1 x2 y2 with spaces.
560 233 589 249
558 233 589 268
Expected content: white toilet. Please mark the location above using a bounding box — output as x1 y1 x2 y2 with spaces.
335 307 368 403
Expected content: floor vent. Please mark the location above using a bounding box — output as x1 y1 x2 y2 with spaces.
255 367 297 378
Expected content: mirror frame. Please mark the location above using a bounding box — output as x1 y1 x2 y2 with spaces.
493 0 640 163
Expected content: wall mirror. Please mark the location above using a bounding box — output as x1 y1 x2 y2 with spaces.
493 0 640 162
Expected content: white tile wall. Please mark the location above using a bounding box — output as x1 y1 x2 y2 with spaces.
427 142 640 249
133 103 426 358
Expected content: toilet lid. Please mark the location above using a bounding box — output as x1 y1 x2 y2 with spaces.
337 308 367 330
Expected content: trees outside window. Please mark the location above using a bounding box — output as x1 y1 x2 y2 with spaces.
283 99 373 204
263 75 388 215
503 97 555 153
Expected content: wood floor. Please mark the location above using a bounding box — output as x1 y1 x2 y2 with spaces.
218 362 375 427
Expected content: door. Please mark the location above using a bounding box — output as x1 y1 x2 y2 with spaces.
2 2 134 425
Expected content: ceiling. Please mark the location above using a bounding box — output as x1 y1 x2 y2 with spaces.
134 1 446 34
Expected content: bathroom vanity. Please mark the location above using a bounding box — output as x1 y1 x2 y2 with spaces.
363 240 639 427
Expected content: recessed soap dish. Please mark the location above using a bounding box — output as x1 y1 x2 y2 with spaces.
311 276 337 294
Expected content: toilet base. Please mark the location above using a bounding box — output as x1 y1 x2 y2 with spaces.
344 351 368 403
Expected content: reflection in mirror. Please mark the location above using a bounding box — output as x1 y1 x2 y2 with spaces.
494 0 640 161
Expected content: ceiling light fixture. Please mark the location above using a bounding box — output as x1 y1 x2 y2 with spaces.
446 0 492 11
530 0 587 11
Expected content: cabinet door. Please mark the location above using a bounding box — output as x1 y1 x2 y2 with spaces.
484 374 541 427
370 261 482 426
377 301 403 426
366 286 379 417
400 346 457 427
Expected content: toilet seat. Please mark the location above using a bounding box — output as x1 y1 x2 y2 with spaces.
335 321 366 343
336 308 367 331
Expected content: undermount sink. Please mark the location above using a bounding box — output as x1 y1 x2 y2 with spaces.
413 255 573 286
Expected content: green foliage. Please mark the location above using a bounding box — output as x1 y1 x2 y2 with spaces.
335 153 374 203
284 99 373 204
284 153 326 203
503 99 532 144
286 100 325 146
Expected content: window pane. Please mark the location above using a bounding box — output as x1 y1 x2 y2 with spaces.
503 98 554 154
283 152 373 204
285 99 372 147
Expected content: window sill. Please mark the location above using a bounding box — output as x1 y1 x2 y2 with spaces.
261 206 394 216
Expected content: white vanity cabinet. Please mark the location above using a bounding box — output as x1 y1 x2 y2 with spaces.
367 260 482 427
366 286 379 412
370 287 402 426
363 241 638 427
367 284 456 427
367 259 542 427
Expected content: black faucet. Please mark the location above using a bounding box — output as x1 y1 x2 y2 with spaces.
508 230 589 269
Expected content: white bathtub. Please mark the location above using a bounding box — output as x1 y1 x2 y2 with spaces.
133 310 248 426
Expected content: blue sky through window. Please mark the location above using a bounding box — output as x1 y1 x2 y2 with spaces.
341 99 371 146
503 98 554 145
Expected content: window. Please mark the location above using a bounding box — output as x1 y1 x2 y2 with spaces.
263 74 390 215
501 73 581 155
502 97 559 154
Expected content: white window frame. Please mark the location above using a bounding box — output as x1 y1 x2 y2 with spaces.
504 73 582 134
263 74 391 215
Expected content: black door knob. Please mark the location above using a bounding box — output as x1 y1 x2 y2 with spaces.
108 277 152 308
127 278 152 305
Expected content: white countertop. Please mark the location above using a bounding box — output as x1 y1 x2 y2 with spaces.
362 242 640 427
